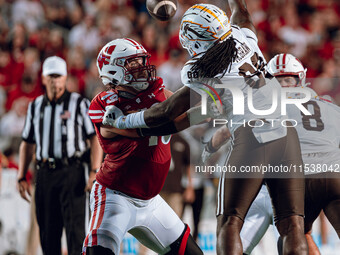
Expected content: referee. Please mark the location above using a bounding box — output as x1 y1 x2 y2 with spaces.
17 56 103 255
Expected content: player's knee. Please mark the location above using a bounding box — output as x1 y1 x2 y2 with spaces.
217 214 243 236
219 215 243 234
276 215 304 236
84 246 115 255
166 224 203 255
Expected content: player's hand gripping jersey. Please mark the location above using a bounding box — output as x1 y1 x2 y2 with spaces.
89 78 171 199
181 25 286 143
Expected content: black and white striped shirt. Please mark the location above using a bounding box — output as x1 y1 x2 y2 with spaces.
22 91 95 161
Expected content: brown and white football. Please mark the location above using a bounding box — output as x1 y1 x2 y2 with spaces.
146 0 177 21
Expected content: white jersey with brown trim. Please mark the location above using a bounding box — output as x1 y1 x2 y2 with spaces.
181 25 286 143
287 98 340 154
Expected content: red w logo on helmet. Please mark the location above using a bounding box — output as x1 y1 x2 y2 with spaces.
98 45 116 70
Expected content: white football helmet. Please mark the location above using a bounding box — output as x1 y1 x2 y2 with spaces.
267 53 307 86
96 38 156 90
179 4 231 57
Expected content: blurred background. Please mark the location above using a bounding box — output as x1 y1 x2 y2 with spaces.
0 0 340 254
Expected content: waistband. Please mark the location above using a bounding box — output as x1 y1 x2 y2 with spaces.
36 156 81 170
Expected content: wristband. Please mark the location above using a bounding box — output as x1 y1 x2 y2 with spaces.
17 177 27 183
90 168 98 173
206 139 218 153
122 111 148 129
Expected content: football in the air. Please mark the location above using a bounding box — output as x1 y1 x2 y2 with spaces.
146 0 177 21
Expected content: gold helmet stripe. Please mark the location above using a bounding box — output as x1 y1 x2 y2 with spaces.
191 4 224 27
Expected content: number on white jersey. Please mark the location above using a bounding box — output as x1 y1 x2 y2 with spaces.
300 101 324 131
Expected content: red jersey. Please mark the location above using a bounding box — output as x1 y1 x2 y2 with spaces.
89 78 171 199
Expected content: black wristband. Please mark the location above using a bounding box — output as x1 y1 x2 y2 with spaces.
206 139 218 153
17 177 27 183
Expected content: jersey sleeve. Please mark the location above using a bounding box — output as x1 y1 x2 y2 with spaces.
88 94 106 124
88 91 120 124
21 100 35 144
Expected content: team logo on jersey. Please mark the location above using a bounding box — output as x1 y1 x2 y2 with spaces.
181 21 217 41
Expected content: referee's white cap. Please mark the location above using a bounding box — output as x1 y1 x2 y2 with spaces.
42 56 67 76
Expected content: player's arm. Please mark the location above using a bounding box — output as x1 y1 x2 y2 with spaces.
228 0 256 34
210 125 231 150
100 110 196 138
202 126 231 163
202 125 232 154
144 86 200 127
100 89 206 138
102 86 202 130
86 135 103 192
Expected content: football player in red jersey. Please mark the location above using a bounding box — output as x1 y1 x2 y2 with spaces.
82 38 203 255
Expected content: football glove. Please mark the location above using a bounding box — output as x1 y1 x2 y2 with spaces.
102 105 125 128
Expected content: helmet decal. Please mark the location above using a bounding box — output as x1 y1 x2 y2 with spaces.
182 21 218 41
179 4 231 57
97 45 116 70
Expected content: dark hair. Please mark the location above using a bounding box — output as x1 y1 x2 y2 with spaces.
191 37 238 78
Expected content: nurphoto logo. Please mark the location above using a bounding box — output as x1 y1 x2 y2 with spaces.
200 82 312 116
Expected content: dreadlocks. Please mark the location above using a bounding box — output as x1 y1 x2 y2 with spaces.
191 37 238 78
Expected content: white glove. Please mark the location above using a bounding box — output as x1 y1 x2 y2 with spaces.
102 105 125 128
